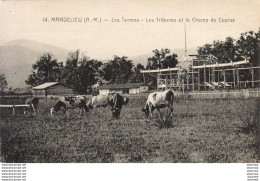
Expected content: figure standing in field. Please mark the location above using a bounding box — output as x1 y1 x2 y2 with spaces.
24 96 39 116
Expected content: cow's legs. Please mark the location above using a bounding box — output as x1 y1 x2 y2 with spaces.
63 107 67 114
170 107 174 116
148 103 155 119
149 105 153 118
31 104 36 116
156 107 161 120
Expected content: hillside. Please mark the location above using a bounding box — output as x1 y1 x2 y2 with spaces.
0 40 70 88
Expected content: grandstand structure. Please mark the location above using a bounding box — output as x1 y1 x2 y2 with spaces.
140 54 260 91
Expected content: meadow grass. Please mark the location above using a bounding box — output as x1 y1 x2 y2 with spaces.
0 97 259 163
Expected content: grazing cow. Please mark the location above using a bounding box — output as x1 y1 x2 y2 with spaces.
141 89 174 118
24 96 39 116
108 93 129 119
87 92 129 119
86 94 111 109
50 95 88 116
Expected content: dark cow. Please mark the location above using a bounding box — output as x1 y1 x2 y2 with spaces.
24 96 39 116
141 89 174 118
87 92 129 119
108 93 129 119
50 95 88 116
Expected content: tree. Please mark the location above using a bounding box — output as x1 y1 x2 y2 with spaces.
198 37 237 63
61 50 81 91
198 29 260 82
102 56 134 84
62 50 103 93
25 53 63 86
0 74 8 92
129 63 145 83
236 30 260 66
147 48 178 69
77 58 103 93
198 30 260 65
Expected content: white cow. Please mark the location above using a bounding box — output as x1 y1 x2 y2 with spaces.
141 89 174 118
86 92 129 119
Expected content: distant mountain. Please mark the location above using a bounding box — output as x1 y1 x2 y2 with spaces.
0 39 70 88
4 39 70 63
129 47 198 66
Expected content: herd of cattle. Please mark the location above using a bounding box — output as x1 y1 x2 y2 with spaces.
24 89 175 120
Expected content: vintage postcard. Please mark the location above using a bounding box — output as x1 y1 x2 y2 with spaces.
0 0 259 180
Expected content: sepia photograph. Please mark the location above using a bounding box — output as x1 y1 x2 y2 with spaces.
0 0 259 178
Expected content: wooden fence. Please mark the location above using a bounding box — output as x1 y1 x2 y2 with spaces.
0 104 31 116
127 88 260 100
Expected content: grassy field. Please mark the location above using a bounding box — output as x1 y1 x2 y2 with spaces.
0 96 259 163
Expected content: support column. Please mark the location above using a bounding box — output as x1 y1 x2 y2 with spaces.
233 69 236 88
186 73 189 91
12 105 15 116
170 71 172 89
250 68 255 87
165 73 169 90
192 71 194 91
237 69 240 88
223 70 226 89
157 73 160 91
209 68 211 83
218 69 220 82
178 72 181 91
143 73 145 84
212 68 215 82
204 66 206 89
198 69 200 91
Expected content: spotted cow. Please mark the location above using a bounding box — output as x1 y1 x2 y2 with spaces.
87 92 129 119
50 95 88 116
141 89 174 118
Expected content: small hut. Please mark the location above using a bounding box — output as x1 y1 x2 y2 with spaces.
32 82 74 96
99 83 148 95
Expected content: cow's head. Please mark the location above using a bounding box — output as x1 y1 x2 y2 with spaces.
111 108 121 119
50 107 56 117
50 100 66 116
141 105 149 118
123 97 129 105
24 109 29 116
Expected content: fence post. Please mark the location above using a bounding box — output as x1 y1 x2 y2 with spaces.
12 105 15 116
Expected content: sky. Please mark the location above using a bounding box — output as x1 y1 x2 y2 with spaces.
0 0 259 59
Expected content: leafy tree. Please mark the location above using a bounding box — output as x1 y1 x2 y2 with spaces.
77 58 103 93
198 37 237 63
198 29 260 83
25 53 63 86
145 49 178 88
61 50 81 90
147 48 178 69
102 56 134 84
0 74 8 92
236 30 260 66
198 30 260 65
62 50 103 93
129 63 145 83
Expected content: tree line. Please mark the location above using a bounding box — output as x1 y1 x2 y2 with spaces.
1 29 258 93
24 48 178 93
198 30 259 66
